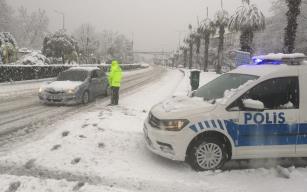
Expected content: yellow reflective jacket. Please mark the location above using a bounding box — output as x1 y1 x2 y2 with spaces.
108 60 122 87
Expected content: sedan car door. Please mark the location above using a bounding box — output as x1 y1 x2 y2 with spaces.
97 70 108 95
90 70 100 97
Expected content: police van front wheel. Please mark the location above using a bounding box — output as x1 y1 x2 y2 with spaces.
187 138 227 171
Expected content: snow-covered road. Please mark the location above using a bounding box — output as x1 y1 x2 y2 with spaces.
0 66 163 147
0 68 306 192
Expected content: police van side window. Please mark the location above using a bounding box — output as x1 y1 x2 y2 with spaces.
228 77 299 111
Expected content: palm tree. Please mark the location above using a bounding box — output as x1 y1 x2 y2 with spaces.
214 9 229 74
228 0 265 53
194 29 202 69
284 0 302 53
184 24 195 69
179 46 188 68
199 18 216 72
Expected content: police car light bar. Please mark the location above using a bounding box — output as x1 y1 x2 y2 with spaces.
252 53 307 65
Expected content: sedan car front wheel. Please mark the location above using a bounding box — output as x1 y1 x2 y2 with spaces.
82 91 90 104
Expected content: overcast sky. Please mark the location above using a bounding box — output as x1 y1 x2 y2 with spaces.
9 0 275 52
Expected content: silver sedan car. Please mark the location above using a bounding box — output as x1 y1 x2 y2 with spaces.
38 67 109 105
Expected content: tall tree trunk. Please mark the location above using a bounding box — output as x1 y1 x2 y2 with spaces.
217 25 225 74
284 0 302 53
196 39 201 69
240 28 254 53
62 55 65 64
189 43 193 69
204 34 210 72
183 49 187 68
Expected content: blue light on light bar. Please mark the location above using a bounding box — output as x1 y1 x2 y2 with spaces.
252 58 282 65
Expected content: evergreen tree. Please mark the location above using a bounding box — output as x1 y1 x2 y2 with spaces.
284 0 302 53
214 9 229 73
199 18 216 72
42 30 79 64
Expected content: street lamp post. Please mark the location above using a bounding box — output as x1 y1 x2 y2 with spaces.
54 10 65 30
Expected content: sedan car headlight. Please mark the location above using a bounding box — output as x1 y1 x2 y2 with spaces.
67 87 78 94
39 87 44 93
159 119 189 131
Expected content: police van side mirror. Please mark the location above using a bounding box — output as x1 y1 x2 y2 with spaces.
242 99 264 111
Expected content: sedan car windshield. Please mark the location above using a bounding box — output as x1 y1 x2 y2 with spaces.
194 73 259 101
57 70 89 81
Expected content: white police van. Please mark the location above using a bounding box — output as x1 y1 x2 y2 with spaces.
144 53 307 171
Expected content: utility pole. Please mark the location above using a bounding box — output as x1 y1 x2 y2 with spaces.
54 10 65 31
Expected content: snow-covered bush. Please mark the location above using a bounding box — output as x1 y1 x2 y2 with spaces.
16 51 50 65
42 30 79 64
0 32 18 64
0 32 17 47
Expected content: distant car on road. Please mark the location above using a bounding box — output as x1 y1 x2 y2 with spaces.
38 67 109 105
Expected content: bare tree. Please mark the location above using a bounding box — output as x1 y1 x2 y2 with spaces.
0 0 14 32
74 23 99 63
15 7 49 49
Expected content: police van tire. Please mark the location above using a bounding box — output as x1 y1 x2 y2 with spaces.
188 137 227 171
82 91 90 104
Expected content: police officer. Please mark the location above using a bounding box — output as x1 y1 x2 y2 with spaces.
108 60 122 105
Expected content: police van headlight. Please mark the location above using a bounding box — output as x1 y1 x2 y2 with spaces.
160 119 189 131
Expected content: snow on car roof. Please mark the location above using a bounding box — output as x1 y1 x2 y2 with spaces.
68 67 99 71
230 64 289 77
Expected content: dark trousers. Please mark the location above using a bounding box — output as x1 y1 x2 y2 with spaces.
111 87 120 105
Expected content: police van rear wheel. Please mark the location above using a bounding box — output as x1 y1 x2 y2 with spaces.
188 138 226 171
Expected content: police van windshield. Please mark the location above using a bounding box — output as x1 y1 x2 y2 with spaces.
194 73 259 101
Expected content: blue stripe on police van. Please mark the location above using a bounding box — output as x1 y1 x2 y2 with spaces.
211 120 217 128
198 122 204 130
204 121 210 128
217 120 224 130
189 125 198 133
189 119 228 134
224 120 307 147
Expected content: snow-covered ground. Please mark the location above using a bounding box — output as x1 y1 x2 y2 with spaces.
0 69 306 192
